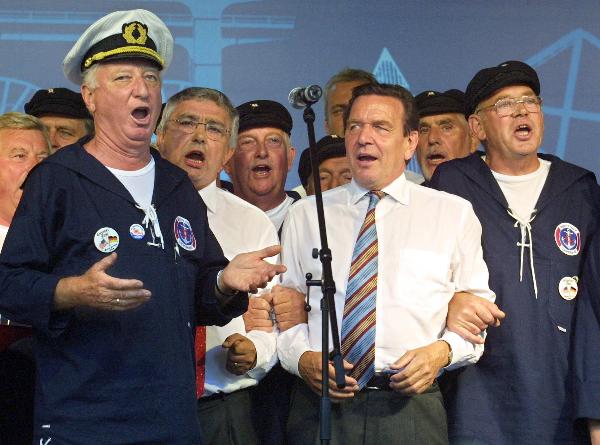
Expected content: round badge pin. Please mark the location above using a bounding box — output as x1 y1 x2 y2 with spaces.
558 276 578 300
129 223 145 240
173 216 197 251
554 223 581 256
94 227 119 253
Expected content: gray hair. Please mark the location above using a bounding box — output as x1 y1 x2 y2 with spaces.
81 64 101 90
158 87 239 147
324 68 377 124
0 112 51 153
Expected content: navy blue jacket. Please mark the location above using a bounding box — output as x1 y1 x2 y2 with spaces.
573 229 600 426
0 143 247 444
431 153 600 445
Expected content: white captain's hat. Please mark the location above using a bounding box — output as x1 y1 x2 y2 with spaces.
63 9 173 85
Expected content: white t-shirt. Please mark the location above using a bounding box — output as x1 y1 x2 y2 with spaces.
0 224 8 252
107 157 155 208
265 195 297 231
492 159 551 221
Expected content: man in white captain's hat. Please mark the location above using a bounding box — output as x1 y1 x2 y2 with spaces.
0 9 284 444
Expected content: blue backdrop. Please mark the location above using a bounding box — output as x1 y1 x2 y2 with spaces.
1 1 599 188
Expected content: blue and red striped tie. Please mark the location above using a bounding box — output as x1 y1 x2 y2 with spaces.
341 190 384 389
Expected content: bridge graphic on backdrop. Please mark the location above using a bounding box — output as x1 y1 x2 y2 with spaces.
0 0 295 111
525 28 600 159
373 29 600 173
0 4 597 167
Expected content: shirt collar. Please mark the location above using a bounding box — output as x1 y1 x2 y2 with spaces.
198 180 218 214
348 173 410 206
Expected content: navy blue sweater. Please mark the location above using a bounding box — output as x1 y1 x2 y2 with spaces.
0 143 247 444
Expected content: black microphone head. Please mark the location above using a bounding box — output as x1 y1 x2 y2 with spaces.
305 85 322 102
288 84 323 109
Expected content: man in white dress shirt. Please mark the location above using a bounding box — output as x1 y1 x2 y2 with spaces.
157 87 297 444
278 83 495 444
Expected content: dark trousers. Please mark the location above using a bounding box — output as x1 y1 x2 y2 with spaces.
197 386 259 445
0 349 35 445
287 378 448 445
251 364 295 445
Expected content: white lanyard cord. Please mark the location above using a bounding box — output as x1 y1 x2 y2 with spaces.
507 208 538 298
136 203 164 249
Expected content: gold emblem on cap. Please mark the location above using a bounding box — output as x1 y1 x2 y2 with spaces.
427 91 435 96
122 22 148 45
48 88 54 94
251 103 259 108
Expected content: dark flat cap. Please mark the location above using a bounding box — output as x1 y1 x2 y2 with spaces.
298 135 346 187
415 89 466 118
25 88 91 119
236 100 292 135
465 60 540 115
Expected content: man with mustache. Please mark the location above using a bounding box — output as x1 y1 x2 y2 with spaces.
431 61 600 445
414 89 477 185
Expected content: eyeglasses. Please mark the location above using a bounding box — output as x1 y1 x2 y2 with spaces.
169 118 229 140
237 135 286 152
476 95 543 117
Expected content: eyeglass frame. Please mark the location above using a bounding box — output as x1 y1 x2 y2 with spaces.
168 118 231 140
236 132 288 152
475 95 543 117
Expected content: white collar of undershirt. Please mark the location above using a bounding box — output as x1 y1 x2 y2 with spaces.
106 156 155 176
198 180 218 214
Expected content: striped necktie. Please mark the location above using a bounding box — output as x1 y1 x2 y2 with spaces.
341 190 385 389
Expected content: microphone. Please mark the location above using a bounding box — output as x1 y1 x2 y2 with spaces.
288 85 323 109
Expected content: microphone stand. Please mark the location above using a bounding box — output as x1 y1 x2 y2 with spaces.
299 104 346 444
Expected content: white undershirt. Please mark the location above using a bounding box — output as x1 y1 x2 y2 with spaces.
491 159 551 221
107 157 155 208
0 224 8 252
265 195 296 230
491 158 551 298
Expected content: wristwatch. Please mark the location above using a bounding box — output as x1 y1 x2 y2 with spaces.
441 340 453 367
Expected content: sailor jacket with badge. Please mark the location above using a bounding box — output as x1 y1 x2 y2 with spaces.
0 142 247 444
431 152 600 445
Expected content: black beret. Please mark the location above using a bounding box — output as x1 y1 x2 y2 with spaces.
298 135 346 187
415 89 466 118
465 60 540 116
25 88 91 120
236 100 292 135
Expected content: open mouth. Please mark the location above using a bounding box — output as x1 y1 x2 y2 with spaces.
515 123 532 139
184 150 205 167
426 153 446 164
357 154 377 162
252 164 272 175
131 107 150 121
